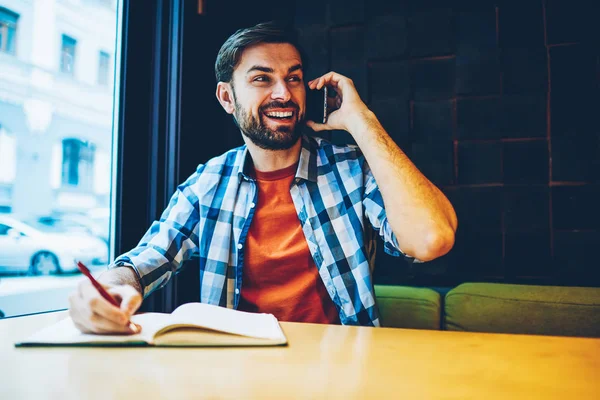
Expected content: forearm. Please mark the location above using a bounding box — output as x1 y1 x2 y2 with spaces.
98 266 142 295
349 111 457 261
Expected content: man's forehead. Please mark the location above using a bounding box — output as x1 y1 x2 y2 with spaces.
236 43 302 74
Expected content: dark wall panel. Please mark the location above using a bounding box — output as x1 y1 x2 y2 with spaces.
179 0 600 288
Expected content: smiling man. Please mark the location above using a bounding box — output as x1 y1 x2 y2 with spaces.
221 46 305 152
68 22 457 334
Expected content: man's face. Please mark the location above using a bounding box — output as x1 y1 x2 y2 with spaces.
229 42 306 150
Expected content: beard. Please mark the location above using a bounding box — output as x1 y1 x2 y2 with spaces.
232 98 304 151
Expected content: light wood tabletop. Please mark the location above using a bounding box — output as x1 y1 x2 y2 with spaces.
1 310 599 399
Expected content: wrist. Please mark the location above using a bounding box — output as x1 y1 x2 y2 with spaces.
99 265 142 295
346 108 378 139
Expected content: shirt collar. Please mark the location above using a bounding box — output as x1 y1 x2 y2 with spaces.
237 134 319 183
295 134 318 183
237 146 254 182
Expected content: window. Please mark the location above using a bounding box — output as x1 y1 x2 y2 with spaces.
0 126 16 214
62 138 96 190
98 51 110 85
0 1 121 318
0 7 18 55
60 34 77 74
0 126 16 184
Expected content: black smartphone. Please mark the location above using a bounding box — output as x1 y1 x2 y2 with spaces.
305 86 329 125
322 86 329 123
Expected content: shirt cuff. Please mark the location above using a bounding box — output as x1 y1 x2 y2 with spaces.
383 241 424 264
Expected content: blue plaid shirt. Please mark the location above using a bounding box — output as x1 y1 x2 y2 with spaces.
114 135 417 326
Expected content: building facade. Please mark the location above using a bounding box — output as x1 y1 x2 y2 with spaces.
0 0 117 217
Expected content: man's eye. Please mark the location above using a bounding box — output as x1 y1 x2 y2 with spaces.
254 76 269 82
288 76 302 82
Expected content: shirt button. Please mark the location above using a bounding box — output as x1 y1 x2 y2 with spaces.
237 243 243 249
250 202 255 208
235 288 240 294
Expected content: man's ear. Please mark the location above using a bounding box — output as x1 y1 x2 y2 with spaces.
216 82 235 115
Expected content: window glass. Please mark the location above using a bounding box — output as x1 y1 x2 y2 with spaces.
0 7 19 55
98 51 110 85
60 34 77 75
61 138 96 189
0 0 121 318
0 127 17 183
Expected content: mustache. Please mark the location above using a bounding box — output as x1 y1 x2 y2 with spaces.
260 101 299 112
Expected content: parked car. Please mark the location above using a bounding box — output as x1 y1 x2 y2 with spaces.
86 207 110 244
0 214 108 275
34 209 110 245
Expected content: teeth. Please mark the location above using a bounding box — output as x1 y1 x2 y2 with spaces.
265 111 293 118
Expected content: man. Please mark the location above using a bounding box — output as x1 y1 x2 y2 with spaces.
69 22 457 334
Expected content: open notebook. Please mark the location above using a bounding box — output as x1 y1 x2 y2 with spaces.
16 303 287 347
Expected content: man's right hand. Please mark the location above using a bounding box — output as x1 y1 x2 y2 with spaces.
68 270 142 334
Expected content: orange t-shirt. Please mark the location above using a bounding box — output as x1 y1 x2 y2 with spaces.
238 162 340 324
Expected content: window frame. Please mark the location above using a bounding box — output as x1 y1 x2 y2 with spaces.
60 34 77 75
0 7 19 55
0 125 17 185
61 138 96 190
98 50 111 85
0 0 187 319
115 0 186 313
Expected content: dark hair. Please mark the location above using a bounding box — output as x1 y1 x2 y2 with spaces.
215 21 307 83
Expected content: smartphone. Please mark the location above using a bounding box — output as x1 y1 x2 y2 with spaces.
306 86 329 125
322 86 328 123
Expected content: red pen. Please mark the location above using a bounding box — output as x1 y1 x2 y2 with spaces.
76 261 139 333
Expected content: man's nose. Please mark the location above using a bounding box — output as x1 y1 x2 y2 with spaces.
271 81 292 102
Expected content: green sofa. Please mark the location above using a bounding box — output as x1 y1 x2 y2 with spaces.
374 283 600 338
171 256 600 337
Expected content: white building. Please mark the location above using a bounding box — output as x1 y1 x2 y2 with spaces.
0 0 117 217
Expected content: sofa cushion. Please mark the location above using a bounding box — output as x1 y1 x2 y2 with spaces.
444 283 600 337
375 285 441 330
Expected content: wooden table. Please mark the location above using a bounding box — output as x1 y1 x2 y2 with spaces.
1 311 599 399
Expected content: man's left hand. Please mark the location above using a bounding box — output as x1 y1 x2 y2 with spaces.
306 71 373 135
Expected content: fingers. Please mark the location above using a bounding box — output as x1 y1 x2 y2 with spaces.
308 74 336 91
79 281 126 321
68 281 139 334
69 292 94 333
306 120 329 132
69 292 133 334
308 71 354 92
108 285 143 317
